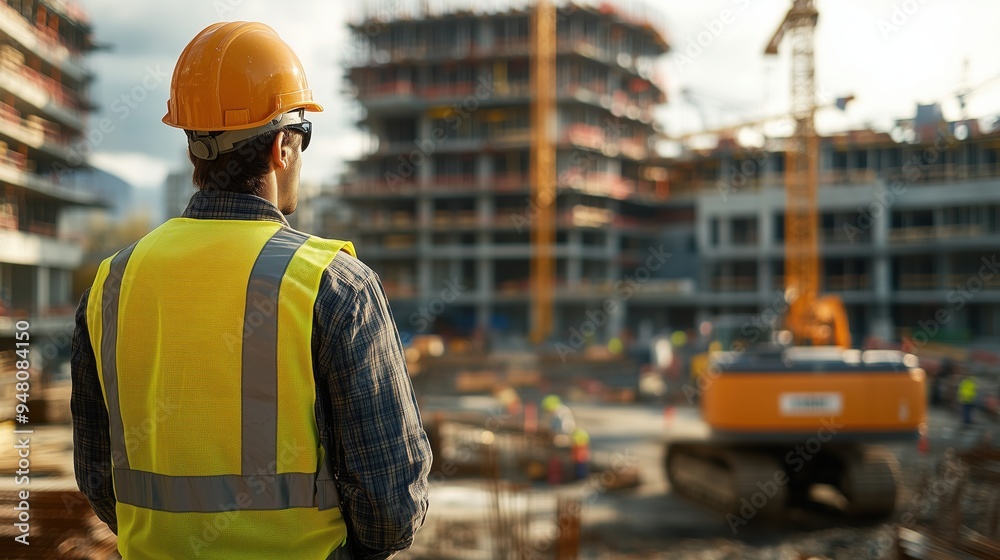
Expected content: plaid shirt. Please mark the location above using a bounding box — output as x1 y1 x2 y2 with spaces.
71 190 431 560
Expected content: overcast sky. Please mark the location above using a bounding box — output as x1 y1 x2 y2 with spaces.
77 0 1000 192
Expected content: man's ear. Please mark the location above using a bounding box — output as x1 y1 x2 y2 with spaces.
271 131 288 171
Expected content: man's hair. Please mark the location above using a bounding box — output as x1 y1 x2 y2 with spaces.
189 129 302 196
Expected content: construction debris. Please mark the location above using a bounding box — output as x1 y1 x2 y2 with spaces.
895 445 1000 560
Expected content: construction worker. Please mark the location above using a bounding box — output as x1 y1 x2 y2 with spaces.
540 394 576 442
540 394 575 485
958 374 978 426
70 23 431 560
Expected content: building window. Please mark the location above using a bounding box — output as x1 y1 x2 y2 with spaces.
891 209 934 229
709 217 719 246
769 153 785 174
832 150 848 170
853 149 868 169
731 216 758 246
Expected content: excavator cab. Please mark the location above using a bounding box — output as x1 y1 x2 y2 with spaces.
689 315 779 388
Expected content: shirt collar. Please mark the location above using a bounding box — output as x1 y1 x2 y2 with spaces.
181 189 290 227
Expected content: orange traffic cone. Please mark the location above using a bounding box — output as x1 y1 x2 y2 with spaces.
664 405 676 428
523 402 537 435
918 431 930 456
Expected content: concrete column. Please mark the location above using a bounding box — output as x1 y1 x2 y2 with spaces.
608 70 620 101
36 266 49 313
417 116 433 187
477 153 492 191
606 158 621 178
567 230 582 287
477 257 493 295
870 185 893 340
695 201 713 252
457 20 470 56
718 216 731 248
417 64 430 96
606 231 621 281
417 197 433 228
476 185 493 332
720 262 733 292
476 252 493 331
937 253 951 291
952 306 969 332
448 259 462 289
758 258 773 301
477 302 491 332
417 198 433 297
54 268 70 307
758 208 773 251
418 260 434 300
478 21 494 50
603 199 622 287
477 195 494 292
758 208 772 301
478 193 494 227
700 260 714 294
607 297 625 340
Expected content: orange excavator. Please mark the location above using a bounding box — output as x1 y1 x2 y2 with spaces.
665 0 926 518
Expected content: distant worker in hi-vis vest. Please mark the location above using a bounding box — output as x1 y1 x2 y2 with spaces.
958 375 977 426
70 22 431 560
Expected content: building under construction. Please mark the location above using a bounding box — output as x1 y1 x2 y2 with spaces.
657 108 1000 346
333 1 1000 352
0 0 100 368
334 1 670 343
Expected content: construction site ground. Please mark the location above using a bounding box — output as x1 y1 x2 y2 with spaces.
406 401 999 559
1 401 996 559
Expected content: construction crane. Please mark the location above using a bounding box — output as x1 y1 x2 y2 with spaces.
764 0 849 347
664 0 925 520
529 0 556 345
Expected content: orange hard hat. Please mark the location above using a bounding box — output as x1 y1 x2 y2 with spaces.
163 22 323 132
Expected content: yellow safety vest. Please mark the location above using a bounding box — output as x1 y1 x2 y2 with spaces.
87 218 356 560
959 377 977 404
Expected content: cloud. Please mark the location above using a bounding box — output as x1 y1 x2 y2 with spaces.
90 151 171 191
76 0 1000 181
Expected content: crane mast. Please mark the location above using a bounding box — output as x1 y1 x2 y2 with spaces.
766 0 830 345
530 0 556 344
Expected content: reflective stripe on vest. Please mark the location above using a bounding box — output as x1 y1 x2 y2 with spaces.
101 241 136 471
96 227 345 513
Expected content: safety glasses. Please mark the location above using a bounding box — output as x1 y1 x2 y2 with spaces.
285 119 312 152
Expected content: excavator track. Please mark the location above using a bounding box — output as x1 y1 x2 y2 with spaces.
666 443 789 517
838 445 899 517
667 441 901 520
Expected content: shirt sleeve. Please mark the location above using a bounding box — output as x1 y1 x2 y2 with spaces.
314 265 431 560
69 288 119 534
